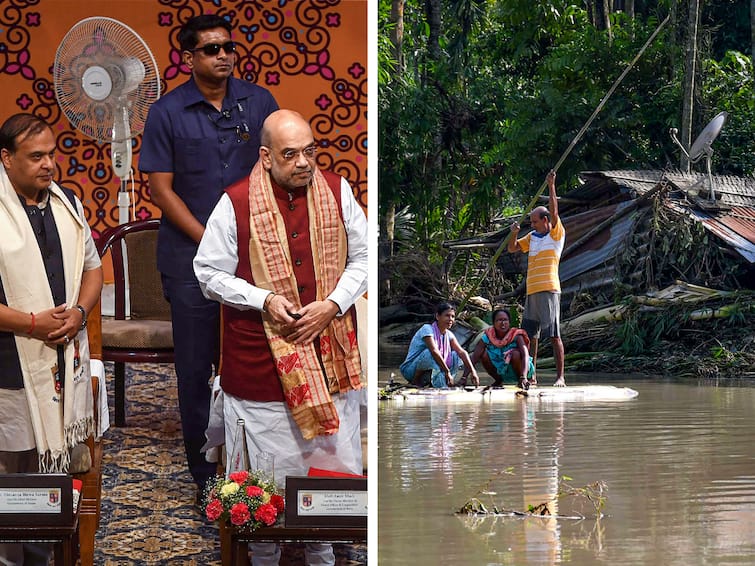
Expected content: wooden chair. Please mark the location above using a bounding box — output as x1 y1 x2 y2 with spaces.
96 219 174 426
72 300 104 566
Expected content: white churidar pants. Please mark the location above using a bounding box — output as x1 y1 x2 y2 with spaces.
223 388 363 566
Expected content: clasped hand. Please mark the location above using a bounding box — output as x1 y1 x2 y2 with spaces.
30 304 80 346
265 294 339 345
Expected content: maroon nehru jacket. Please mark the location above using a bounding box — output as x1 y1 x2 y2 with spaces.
219 170 344 402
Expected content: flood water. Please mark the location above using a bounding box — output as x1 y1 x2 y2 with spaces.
377 370 755 565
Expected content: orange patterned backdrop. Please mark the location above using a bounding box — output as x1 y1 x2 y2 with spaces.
0 0 367 242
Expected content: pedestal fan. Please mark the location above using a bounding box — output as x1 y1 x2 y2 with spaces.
54 17 160 224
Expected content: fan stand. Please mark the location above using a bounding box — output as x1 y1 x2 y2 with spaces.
112 104 134 225
117 182 130 225
116 175 133 317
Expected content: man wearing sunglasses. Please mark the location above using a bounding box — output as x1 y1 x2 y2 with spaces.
139 14 278 507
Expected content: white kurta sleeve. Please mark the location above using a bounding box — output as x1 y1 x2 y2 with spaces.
195 176 368 314
76 196 101 271
326 176 368 315
193 194 271 311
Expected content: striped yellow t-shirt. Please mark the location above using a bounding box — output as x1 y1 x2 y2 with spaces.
517 217 565 295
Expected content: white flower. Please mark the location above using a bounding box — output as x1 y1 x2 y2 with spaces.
220 482 240 497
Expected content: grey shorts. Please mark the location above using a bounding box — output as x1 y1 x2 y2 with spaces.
522 292 561 339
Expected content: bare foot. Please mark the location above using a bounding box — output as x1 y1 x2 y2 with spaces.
553 376 566 387
529 375 538 388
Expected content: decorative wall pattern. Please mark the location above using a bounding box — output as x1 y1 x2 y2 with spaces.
0 0 367 239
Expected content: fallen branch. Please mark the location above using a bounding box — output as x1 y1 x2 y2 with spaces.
458 474 607 520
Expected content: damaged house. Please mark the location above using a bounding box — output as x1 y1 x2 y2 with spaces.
444 170 755 377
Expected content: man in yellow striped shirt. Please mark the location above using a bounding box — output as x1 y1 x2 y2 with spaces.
507 170 566 387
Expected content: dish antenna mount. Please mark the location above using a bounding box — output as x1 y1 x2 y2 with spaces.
669 111 727 203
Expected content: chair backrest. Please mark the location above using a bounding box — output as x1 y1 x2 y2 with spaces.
97 219 170 321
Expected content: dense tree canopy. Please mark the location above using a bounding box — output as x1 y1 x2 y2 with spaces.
378 0 754 306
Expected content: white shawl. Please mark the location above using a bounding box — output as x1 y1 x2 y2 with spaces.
0 165 94 472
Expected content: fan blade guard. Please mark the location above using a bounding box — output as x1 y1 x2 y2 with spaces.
54 17 160 143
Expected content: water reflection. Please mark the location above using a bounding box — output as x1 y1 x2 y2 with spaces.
378 372 755 565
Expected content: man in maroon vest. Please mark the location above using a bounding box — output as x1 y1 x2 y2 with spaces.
194 110 367 565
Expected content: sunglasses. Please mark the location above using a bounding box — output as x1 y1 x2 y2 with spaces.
187 41 236 56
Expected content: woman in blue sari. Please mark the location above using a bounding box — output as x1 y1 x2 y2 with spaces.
399 303 479 388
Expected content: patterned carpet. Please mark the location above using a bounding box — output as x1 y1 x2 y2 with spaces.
94 362 367 565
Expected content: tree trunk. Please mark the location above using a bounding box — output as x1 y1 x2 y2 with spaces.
391 0 405 73
386 202 396 258
681 0 701 173
589 0 610 31
383 201 396 298
425 0 442 61
424 0 444 183
625 0 635 20
624 0 635 39
586 0 595 27
604 0 613 44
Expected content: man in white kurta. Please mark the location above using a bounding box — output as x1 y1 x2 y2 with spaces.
0 114 103 565
194 110 367 566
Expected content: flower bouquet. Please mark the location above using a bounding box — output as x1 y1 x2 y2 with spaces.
202 470 285 531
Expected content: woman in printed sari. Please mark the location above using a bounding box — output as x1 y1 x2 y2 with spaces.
399 303 479 388
466 308 535 389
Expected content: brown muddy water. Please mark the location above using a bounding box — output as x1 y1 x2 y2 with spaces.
377 369 755 565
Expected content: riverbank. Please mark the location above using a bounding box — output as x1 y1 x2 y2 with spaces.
380 283 755 380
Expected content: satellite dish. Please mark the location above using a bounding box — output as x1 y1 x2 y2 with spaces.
54 17 160 224
689 111 727 161
669 111 728 203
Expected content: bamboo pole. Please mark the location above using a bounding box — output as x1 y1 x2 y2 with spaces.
457 14 671 312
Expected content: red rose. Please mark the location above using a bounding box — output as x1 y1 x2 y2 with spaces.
205 499 223 521
229 470 250 485
230 502 251 526
254 502 278 526
246 485 264 498
270 494 285 513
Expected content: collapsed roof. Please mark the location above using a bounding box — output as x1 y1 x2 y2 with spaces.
444 170 755 308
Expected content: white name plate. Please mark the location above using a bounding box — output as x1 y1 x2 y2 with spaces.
0 474 73 526
0 488 62 514
297 490 368 516
286 476 367 528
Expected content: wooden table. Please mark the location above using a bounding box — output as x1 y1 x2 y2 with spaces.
223 523 367 566
0 504 80 566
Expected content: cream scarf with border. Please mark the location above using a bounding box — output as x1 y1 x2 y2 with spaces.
246 162 362 440
0 165 94 472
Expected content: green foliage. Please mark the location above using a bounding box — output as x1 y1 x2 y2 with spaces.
379 0 755 305
702 51 755 175
377 21 397 86
616 309 646 354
